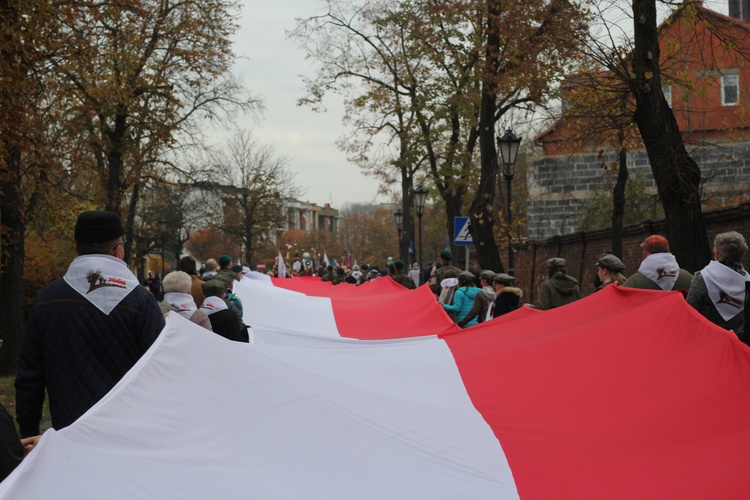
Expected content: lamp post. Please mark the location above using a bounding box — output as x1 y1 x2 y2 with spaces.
497 129 521 276
413 185 428 285
393 208 403 261
157 219 167 294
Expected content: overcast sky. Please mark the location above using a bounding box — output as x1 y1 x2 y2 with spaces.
224 0 730 209
227 1 385 209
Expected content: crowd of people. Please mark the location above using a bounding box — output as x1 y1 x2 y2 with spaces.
263 234 750 342
3 209 748 482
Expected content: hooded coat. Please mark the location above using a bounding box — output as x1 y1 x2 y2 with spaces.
493 287 523 318
443 286 479 327
538 273 581 310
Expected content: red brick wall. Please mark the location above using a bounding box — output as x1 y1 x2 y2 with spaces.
513 203 750 304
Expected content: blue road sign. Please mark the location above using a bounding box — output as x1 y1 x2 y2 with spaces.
454 217 473 246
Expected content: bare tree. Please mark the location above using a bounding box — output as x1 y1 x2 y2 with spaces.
208 130 299 265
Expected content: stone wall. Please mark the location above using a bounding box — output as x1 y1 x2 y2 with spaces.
512 202 750 305
527 140 750 239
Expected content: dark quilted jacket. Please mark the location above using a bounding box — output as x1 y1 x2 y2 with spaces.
15 279 165 437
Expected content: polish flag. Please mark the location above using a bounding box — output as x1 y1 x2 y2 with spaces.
2 286 750 498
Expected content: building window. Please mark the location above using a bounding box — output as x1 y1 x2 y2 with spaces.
722 73 739 106
662 84 672 107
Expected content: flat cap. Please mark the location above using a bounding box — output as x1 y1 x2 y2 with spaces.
493 273 515 285
597 254 626 272
201 279 228 297
458 271 475 281
480 270 496 281
545 257 566 269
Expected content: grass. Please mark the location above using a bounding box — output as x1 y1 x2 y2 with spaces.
0 376 50 433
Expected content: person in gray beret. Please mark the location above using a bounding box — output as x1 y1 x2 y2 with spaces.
595 254 627 291
537 257 581 310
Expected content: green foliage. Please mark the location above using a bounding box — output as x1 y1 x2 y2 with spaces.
577 172 663 231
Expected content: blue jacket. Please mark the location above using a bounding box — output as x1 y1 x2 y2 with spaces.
443 286 479 327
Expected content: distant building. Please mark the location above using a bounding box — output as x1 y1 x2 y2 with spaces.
279 200 340 233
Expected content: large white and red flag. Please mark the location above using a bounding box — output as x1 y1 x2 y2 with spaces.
2 285 750 498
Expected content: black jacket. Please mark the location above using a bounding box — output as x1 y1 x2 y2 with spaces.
15 279 164 437
493 287 523 318
206 309 247 343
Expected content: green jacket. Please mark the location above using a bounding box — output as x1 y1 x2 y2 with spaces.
538 274 581 310
391 273 416 290
620 269 693 291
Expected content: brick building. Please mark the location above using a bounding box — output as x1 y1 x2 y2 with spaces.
528 2 750 239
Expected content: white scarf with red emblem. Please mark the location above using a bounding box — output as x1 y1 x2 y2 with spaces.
163 292 198 320
638 253 680 291
200 296 229 315
701 260 750 321
63 255 140 315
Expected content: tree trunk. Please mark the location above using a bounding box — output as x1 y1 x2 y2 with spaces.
0 148 26 375
631 0 710 272
471 0 504 273
0 0 29 374
105 111 128 213
245 209 253 266
610 146 628 258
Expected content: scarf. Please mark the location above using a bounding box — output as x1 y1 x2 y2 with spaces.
701 260 750 321
200 296 229 316
63 255 140 315
637 253 680 291
163 292 198 320
441 277 459 289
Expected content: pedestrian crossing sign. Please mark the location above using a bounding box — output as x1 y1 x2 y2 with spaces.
454 217 473 246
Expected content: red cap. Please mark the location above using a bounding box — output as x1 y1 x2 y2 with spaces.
640 235 669 254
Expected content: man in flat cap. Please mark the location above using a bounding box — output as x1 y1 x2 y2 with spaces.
537 258 581 310
15 211 165 438
621 235 692 292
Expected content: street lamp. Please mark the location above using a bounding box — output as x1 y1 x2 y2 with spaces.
393 209 403 260
413 185 428 285
157 219 167 295
497 129 521 276
393 208 404 242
